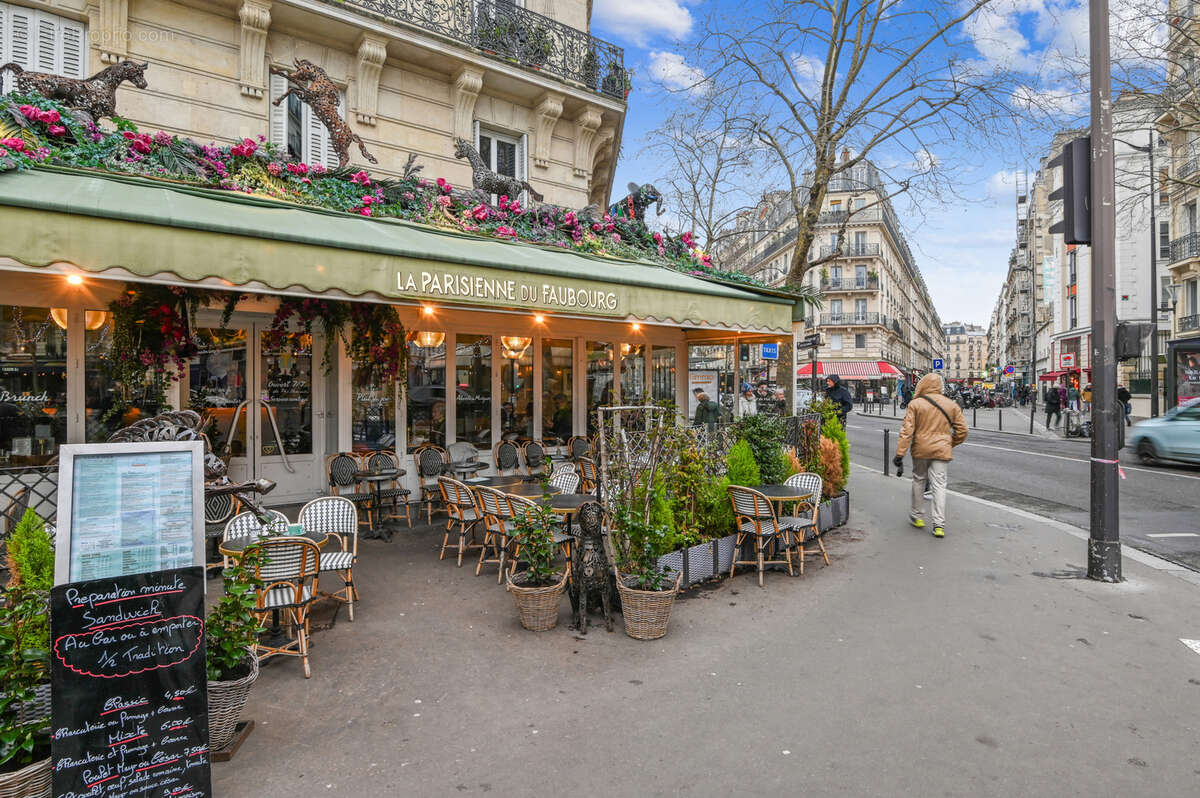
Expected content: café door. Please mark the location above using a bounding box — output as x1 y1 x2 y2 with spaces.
189 321 326 504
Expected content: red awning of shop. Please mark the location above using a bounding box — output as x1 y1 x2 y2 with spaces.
877 361 904 377
797 361 882 380
1039 370 1065 381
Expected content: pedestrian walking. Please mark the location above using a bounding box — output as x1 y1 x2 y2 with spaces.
824 375 854 427
693 391 720 429
1082 383 1093 414
1067 383 1080 411
1117 384 1132 427
1045 384 1062 428
737 388 758 418
893 373 968 539
900 379 914 408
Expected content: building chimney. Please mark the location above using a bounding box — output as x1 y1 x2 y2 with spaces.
841 148 850 163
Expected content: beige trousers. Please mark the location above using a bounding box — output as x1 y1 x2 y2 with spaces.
910 458 949 529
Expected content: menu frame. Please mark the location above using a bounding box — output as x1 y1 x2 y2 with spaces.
54 441 205 586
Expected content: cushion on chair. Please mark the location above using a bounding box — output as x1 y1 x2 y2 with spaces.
739 520 782 537
342 492 373 503
376 487 411 499
261 584 314 609
453 508 480 522
319 551 355 571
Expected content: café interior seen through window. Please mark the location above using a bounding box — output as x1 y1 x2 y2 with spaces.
0 306 67 464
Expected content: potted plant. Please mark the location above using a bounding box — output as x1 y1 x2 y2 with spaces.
506 500 568 631
807 401 851 531
613 506 682 640
582 49 600 90
524 26 553 68
206 545 264 752
602 61 632 98
0 510 54 798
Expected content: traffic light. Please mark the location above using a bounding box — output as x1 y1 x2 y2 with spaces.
1048 136 1091 245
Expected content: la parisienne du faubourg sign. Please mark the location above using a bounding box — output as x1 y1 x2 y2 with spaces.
397 270 619 314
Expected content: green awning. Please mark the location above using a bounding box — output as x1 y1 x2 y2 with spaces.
0 167 795 334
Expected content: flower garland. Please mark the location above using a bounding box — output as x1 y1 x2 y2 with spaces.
265 297 407 382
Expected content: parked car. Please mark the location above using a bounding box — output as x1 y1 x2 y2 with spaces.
1129 398 1200 465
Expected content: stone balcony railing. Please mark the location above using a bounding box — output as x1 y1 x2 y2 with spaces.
318 0 627 99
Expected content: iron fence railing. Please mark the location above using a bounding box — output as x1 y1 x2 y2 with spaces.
318 0 627 99
821 277 879 291
1181 313 1200 332
819 243 882 258
820 312 881 325
1 464 59 530
1169 232 1200 263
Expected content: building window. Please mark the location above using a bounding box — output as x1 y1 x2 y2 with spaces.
475 124 528 201
456 334 492 449
1188 279 1199 315
855 334 866 349
830 334 843 351
541 339 572 444
0 306 67 463
1069 295 1077 329
500 337 533 441
586 341 614 436
352 365 395 453
651 345 675 403
1160 220 1171 261
0 2 86 93
269 70 344 168
90 314 164 443
1068 250 1077 285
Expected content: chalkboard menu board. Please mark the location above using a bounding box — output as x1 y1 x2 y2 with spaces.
50 566 212 798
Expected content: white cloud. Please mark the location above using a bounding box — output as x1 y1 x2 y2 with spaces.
986 169 1019 202
593 0 694 47
790 54 824 95
648 51 706 92
1009 85 1087 115
912 148 940 173
963 1 1039 72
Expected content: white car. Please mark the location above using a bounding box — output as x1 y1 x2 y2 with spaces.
1128 398 1200 465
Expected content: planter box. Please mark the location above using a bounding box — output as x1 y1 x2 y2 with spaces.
818 490 850 533
656 536 736 587
714 534 738 575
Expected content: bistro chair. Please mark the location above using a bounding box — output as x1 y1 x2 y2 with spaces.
299 496 360 621
576 456 599 494
438 476 483 566
221 509 289 569
247 536 321 679
474 485 519 582
727 485 796 586
549 465 580 495
204 490 239 573
507 493 574 564
784 472 829 575
325 452 373 532
521 439 551 479
367 449 413 528
567 435 591 461
494 439 522 476
413 444 449 524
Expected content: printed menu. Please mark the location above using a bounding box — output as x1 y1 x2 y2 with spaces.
50 567 212 798
68 451 197 582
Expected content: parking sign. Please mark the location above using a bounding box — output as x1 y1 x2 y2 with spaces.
933 358 944 370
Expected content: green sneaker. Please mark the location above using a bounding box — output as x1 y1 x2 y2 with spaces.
910 517 926 529
932 527 945 538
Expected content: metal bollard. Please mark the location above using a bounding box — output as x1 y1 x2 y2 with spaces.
1029 401 1035 434
998 407 1003 431
973 407 977 428
883 428 891 475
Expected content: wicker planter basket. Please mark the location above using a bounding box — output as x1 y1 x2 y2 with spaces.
616 572 683 640
207 650 259 751
506 570 568 631
0 756 51 798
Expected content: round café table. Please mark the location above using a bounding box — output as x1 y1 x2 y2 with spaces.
354 468 405 536
461 474 526 488
755 484 815 508
504 482 561 499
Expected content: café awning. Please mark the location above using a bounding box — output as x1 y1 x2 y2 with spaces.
797 360 891 380
0 167 797 334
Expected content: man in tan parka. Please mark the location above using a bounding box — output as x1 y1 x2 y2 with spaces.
893 373 969 538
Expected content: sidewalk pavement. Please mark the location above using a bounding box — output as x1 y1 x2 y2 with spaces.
213 469 1200 797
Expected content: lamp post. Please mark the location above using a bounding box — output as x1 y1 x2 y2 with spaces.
1162 282 1180 407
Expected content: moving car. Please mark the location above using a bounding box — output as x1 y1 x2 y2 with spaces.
1129 397 1200 465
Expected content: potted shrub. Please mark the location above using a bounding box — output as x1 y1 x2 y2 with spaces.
582 49 600 90
506 500 568 631
602 61 632 98
612 507 682 640
807 402 851 531
206 545 264 752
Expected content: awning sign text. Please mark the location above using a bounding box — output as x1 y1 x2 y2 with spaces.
397 271 619 313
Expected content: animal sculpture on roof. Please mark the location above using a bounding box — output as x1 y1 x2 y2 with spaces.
0 60 149 122
270 58 377 168
453 137 544 203
608 182 663 222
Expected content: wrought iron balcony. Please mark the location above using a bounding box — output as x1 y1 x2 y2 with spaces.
818 243 882 259
317 0 627 99
1179 158 1200 181
1181 313 1200 333
820 312 881 326
821 276 879 291
1169 232 1200 263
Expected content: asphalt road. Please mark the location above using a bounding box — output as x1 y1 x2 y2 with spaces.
846 412 1200 570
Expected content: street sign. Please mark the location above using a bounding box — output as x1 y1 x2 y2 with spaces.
1004 365 1015 375
798 333 821 349
761 342 778 360
933 358 944 370
1061 352 1076 368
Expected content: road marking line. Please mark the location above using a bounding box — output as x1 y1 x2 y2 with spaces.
1145 533 1200 539
1181 639 1200 657
927 440 1200 482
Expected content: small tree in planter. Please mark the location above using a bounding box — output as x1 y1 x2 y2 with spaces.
506 499 568 631
725 439 761 486
206 546 264 752
612 506 683 640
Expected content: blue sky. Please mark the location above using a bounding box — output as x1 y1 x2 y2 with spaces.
589 0 1108 329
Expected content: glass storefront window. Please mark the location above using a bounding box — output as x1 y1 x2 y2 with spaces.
0 306 67 464
456 334 491 449
407 333 446 451
86 312 162 442
586 341 614 436
687 344 734 424
621 343 645 405
260 331 313 456
188 329 248 457
651 345 676 404
352 366 395 453
542 339 573 445
499 337 533 442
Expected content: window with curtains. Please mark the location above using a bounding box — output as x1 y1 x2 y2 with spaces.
268 70 343 168
0 2 86 94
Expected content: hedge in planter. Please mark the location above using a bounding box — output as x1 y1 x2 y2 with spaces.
0 581 51 795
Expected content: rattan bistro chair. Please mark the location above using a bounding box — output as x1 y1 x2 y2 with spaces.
325 452 373 532
438 476 483 566
783 472 829 575
247 536 321 678
494 439 521 476
576 456 599 494
367 449 413 528
300 496 361 621
728 485 795 586
414 444 449 524
475 485 519 582
566 435 591 461
221 510 289 569
507 493 574 563
549 465 580 495
521 439 551 479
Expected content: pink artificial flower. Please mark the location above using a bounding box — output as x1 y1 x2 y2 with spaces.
509 201 522 214
301 177 312 185
267 162 283 176
564 211 577 227
311 164 327 174
471 204 488 221
361 195 374 205
1 138 26 152
681 231 696 248
37 109 60 124
230 137 258 157
495 225 518 239
592 223 602 232
359 208 372 216
402 192 415 201
653 232 663 245
47 125 66 136
435 195 451 208
498 195 509 210
0 147 8 158
417 178 429 188
153 131 173 146
350 170 371 185
18 105 37 119
287 162 309 175
611 233 621 243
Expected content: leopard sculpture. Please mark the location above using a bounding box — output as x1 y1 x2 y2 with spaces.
568 501 613 634
270 59 377 168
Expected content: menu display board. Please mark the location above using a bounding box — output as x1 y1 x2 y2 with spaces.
50 566 212 798
55 442 204 586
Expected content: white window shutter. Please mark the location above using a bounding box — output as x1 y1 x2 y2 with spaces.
60 19 85 78
8 6 33 72
35 15 56 72
322 91 344 169
304 103 323 166
268 71 288 149
517 132 527 181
